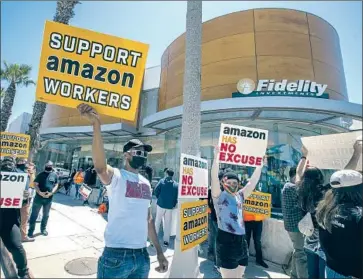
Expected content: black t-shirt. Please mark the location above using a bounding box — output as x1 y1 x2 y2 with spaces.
84 169 97 186
208 189 217 222
319 205 362 278
34 171 58 198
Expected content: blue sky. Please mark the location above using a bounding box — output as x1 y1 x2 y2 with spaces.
1 1 362 124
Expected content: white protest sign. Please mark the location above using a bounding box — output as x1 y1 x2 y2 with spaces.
301 131 362 171
79 184 92 199
218 123 269 167
0 172 27 208
179 153 208 199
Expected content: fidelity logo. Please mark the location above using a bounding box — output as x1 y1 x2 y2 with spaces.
236 79 328 97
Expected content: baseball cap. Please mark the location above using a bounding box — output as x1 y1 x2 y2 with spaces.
330 170 363 188
45 161 54 166
123 139 152 153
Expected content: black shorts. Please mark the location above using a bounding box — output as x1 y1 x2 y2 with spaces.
216 229 249 269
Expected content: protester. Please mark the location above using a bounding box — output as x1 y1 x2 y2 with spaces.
243 190 269 268
0 157 32 278
77 103 168 279
316 169 362 279
207 167 232 272
28 161 59 238
154 168 178 247
73 167 84 200
295 146 330 279
83 166 97 205
211 145 263 279
27 163 37 219
316 139 362 279
281 166 308 278
15 158 34 243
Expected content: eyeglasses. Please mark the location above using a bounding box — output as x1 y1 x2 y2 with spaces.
128 150 148 158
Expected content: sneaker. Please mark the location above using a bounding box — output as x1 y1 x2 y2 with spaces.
163 241 169 247
22 237 35 243
256 260 269 268
27 232 34 238
41 230 48 236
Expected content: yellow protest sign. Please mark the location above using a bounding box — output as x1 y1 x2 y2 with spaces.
36 21 149 121
243 191 271 218
180 200 208 252
0 132 30 158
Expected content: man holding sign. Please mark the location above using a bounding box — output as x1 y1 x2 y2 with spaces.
0 157 31 278
77 103 168 279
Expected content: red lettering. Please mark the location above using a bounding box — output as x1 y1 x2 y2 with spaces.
202 187 207 196
248 156 256 165
255 157 262 166
220 143 228 152
12 198 20 207
5 198 13 206
228 144 236 152
219 152 226 161
192 187 196 195
182 175 188 185
181 186 186 195
227 153 234 162
187 186 192 195
233 154 241 163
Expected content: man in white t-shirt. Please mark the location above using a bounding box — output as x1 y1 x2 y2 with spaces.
77 104 168 279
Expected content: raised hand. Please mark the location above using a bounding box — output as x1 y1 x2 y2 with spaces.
77 103 100 125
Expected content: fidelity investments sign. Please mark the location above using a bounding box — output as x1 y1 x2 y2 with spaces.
232 79 329 99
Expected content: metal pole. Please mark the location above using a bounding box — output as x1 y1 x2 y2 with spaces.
167 1 202 278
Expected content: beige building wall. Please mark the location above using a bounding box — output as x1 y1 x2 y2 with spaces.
159 8 348 111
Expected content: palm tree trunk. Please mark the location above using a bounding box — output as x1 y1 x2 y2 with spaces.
167 1 202 278
27 0 79 161
0 81 16 132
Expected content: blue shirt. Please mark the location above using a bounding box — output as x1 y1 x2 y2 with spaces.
154 177 178 210
213 190 246 235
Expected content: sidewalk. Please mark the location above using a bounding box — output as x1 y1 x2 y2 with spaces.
22 193 288 278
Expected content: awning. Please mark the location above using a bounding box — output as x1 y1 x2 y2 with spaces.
143 97 362 132
39 122 137 141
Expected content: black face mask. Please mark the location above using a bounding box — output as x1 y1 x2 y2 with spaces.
129 156 147 169
17 164 26 171
45 166 53 172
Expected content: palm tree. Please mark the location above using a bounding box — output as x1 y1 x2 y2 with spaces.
0 62 35 132
27 0 80 161
0 87 5 98
167 1 202 277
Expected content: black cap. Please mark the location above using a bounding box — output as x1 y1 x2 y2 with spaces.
223 172 240 182
123 139 152 153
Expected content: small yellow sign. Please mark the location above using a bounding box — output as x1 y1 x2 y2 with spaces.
0 132 30 158
180 200 208 252
243 191 271 218
36 21 149 121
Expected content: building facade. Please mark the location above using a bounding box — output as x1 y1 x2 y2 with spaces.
37 8 362 214
8 112 32 134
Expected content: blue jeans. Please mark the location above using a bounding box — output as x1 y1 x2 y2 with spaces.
28 195 52 234
305 248 326 279
325 266 350 278
75 184 81 199
97 247 150 279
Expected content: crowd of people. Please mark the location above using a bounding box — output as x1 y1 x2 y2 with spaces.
1 103 361 279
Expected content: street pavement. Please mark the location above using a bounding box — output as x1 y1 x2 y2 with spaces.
21 192 289 278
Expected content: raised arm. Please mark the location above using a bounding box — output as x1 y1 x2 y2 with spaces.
77 104 114 185
295 145 308 184
241 166 263 199
211 145 221 199
345 139 362 170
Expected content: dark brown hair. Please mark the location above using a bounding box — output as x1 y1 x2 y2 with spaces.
316 185 363 233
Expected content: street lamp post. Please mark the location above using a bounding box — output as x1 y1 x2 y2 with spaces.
167 1 202 278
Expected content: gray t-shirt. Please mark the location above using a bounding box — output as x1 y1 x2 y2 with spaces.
213 190 246 235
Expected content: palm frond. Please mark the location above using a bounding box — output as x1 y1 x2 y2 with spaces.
53 0 80 24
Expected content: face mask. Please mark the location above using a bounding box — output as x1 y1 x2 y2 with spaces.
129 156 147 169
17 164 26 171
223 183 239 195
45 166 53 172
2 163 14 171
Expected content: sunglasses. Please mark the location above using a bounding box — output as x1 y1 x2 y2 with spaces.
128 150 148 158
